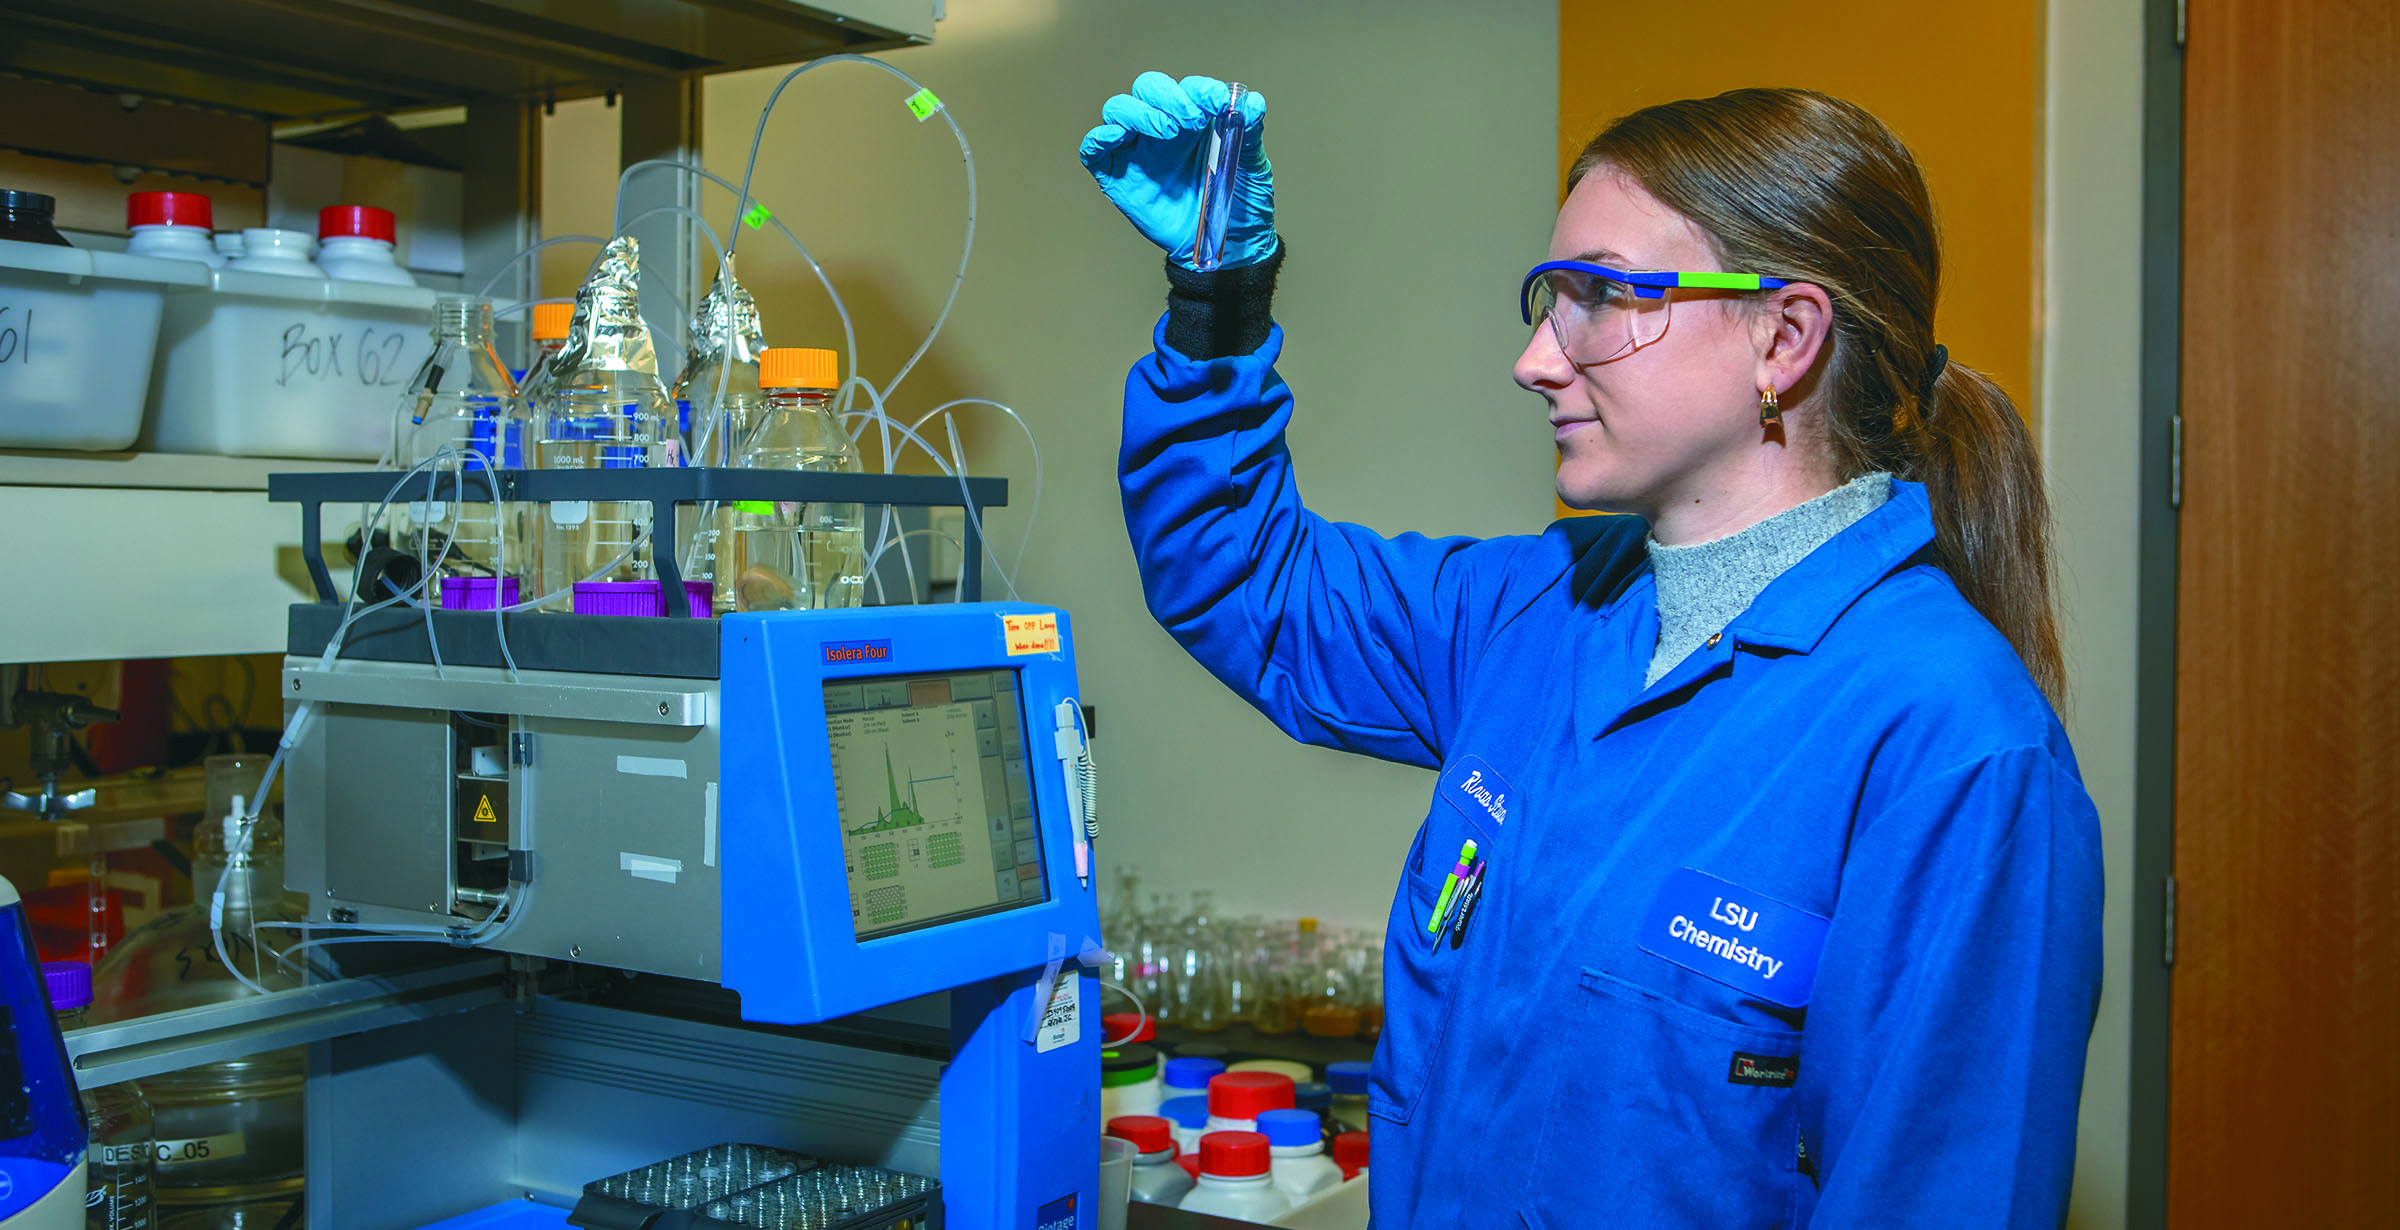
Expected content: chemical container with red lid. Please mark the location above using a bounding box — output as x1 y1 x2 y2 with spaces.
1180 1131 1289 1219
315 205 414 286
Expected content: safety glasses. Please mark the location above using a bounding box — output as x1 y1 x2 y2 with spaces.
1519 260 1791 366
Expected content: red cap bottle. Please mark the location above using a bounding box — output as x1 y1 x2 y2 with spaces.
1105 1115 1176 1156
1101 1011 1155 1044
128 191 213 230
1196 1131 1271 1179
1207 1070 1296 1121
1332 1131 1370 1180
318 205 397 243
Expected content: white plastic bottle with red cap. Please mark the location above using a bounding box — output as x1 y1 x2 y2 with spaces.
316 205 416 286
1205 1069 1296 1133
1179 1131 1292 1220
1332 1130 1369 1182
125 191 225 267
1106 1115 1195 1207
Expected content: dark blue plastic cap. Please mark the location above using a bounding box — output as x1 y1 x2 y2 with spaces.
1256 1108 1320 1148
1294 1080 1332 1111
1163 1056 1225 1090
1158 1095 1210 1128
1326 1061 1370 1096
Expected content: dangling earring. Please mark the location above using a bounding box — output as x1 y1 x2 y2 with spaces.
1758 387 1781 427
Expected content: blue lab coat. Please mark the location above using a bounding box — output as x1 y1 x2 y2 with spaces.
1119 323 2104 1228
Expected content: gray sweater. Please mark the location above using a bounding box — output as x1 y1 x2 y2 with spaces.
1645 473 1894 686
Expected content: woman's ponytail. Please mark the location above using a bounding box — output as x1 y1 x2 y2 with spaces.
1910 359 2064 701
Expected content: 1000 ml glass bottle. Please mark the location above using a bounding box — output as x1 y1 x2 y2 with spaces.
388 295 529 605
537 381 666 603
705 348 865 613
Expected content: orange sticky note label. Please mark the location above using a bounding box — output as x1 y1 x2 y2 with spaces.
1003 613 1060 656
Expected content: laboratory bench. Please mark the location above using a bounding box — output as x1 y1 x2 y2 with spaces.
1138 1023 1377 1072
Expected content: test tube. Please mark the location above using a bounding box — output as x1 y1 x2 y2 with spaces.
1191 83 1249 272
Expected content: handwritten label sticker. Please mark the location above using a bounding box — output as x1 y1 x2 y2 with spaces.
1003 612 1060 656
904 88 943 121
1036 970 1080 1053
742 203 772 229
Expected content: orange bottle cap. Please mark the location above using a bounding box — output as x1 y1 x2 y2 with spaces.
759 347 839 390
531 302 573 341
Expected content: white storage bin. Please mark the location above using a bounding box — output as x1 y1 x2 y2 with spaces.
0 239 209 451
142 269 437 460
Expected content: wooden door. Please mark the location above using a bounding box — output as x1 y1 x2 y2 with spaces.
2172 0 2400 1223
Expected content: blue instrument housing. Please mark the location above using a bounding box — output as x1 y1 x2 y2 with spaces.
719 602 1102 1230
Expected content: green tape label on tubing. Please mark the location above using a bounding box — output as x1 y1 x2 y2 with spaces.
742 203 772 229
904 88 943 121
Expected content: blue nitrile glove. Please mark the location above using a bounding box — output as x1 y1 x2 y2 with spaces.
1079 72 1276 270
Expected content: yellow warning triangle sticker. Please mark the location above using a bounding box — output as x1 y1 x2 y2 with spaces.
471 795 498 824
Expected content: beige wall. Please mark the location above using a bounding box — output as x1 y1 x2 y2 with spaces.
683 0 1561 927
2043 1 2149 1226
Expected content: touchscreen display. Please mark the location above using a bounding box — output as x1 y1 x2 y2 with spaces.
822 668 1048 939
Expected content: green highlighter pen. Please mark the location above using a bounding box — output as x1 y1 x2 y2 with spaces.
1427 838 1479 935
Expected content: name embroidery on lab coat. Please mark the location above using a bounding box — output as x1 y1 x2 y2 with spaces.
1637 867 1831 1008
1438 754 1515 842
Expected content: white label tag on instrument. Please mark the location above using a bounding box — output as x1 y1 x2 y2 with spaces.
1035 971 1080 1053
549 500 590 527
154 1132 247 1164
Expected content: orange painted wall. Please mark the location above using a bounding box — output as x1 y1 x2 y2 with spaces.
1557 0 2045 425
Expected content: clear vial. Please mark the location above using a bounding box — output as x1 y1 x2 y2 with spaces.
706 347 865 613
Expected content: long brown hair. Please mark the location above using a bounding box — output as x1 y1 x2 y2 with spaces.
1570 88 2064 702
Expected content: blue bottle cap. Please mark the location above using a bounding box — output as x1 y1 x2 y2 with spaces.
1326 1061 1370 1096
1256 1108 1321 1148
1158 1095 1210 1129
1163 1056 1225 1090
1293 1080 1332 1111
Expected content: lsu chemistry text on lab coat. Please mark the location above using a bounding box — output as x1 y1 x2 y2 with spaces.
1118 317 2104 1228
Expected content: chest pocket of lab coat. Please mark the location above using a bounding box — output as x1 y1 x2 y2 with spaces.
1519 970 1803 1230
1368 812 1475 1124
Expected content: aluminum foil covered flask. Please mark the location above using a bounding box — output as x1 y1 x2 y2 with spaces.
673 256 771 610
672 252 770 467
533 236 673 612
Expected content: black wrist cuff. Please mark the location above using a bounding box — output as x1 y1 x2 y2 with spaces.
1163 243 1284 360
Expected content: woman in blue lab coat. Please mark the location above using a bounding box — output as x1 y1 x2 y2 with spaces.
1080 76 2102 1227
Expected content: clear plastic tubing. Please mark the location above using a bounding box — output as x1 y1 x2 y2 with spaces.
726 53 974 404
1191 83 1248 272
613 158 858 396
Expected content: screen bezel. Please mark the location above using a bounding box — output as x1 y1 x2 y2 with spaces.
718 603 1099 1026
